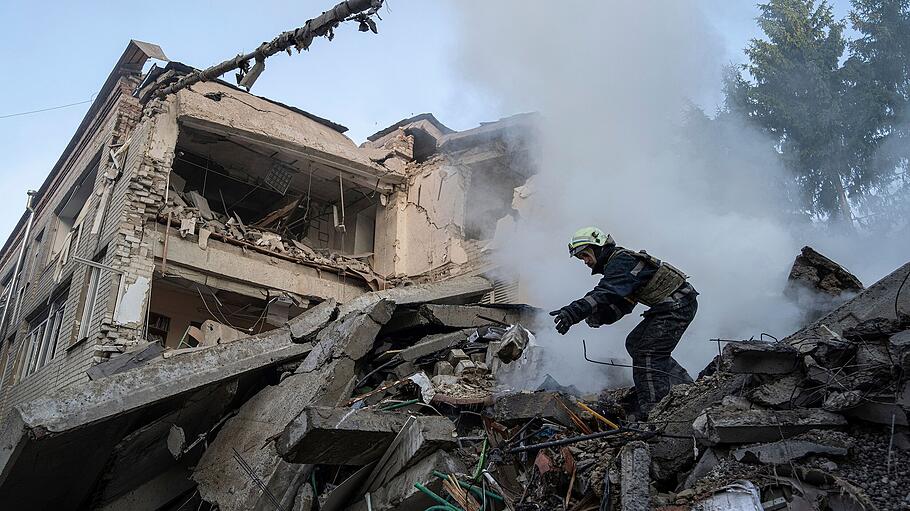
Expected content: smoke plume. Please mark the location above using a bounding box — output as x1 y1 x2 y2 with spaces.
448 1 910 392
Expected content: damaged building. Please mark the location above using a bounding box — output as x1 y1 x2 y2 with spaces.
0 40 536 419
1 38 909 511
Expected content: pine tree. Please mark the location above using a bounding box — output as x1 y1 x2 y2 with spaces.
728 0 854 223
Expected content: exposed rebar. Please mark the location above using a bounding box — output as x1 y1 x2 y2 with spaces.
152 0 384 99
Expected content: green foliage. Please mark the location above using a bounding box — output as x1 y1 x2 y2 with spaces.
725 0 910 230
728 0 851 221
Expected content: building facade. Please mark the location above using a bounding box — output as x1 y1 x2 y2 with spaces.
0 41 537 417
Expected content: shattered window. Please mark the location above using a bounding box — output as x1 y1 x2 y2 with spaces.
48 152 100 266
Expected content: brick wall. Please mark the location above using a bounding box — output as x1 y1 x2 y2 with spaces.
0 77 144 413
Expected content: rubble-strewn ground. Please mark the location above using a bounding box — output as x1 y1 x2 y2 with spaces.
830 428 910 509
0 261 908 510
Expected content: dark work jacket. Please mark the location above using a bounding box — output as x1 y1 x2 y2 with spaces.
563 246 657 325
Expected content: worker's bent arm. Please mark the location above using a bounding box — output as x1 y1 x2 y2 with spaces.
563 252 646 324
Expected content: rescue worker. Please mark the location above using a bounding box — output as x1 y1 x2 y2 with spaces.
549 226 697 418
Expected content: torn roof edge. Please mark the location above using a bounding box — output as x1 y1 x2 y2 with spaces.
366 113 456 142
142 62 350 134
438 112 540 153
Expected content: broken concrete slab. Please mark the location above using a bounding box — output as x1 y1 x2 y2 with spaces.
199 319 245 345
786 246 864 322
620 440 651 511
492 391 574 427
399 330 473 363
748 375 814 409
433 361 454 376
294 484 315 511
192 300 394 511
0 327 307 510
380 307 432 334
731 430 852 464
842 315 910 342
787 247 864 294
276 406 455 465
841 399 909 426
288 298 338 341
680 448 722 491
722 341 800 375
647 372 750 483
187 190 214 220
86 342 164 380
346 450 466 511
446 348 469 366
785 261 910 346
454 359 477 375
696 408 847 444
418 303 540 329
337 276 491 317
363 416 456 491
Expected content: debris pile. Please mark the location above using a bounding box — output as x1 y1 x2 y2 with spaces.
161 184 386 288
786 246 865 323
1 260 909 510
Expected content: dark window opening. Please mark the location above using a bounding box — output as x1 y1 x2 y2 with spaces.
168 125 378 258
147 276 304 349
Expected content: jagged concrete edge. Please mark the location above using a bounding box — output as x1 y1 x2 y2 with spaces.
337 276 492 318
785 261 910 343
0 328 309 487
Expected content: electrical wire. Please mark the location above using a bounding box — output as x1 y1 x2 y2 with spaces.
194 284 237 329
0 97 94 119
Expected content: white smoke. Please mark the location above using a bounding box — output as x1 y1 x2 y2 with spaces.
448 1 910 392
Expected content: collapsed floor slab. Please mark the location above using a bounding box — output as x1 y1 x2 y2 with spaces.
0 326 310 510
346 450 466 511
276 406 455 465
418 303 541 329
696 408 847 444
730 430 851 464
192 299 394 511
786 261 910 344
337 276 491 317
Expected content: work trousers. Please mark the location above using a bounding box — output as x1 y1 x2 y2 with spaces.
624 296 697 417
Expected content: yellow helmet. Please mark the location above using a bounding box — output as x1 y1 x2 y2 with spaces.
568 226 614 257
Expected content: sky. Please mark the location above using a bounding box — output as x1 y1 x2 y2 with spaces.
0 0 853 244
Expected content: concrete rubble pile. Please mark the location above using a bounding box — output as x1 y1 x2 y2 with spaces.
161 184 387 290
1 258 909 510
786 246 865 323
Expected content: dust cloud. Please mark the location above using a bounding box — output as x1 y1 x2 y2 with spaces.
448 1 909 392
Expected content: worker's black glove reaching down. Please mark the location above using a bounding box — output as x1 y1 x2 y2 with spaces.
549 308 579 335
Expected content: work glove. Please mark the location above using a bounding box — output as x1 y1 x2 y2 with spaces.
585 315 604 328
549 308 578 335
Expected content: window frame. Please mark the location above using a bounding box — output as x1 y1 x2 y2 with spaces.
77 265 101 342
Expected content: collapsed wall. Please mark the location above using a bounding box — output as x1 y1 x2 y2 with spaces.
0 258 906 510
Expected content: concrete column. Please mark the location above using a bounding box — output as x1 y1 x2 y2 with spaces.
620 440 651 511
